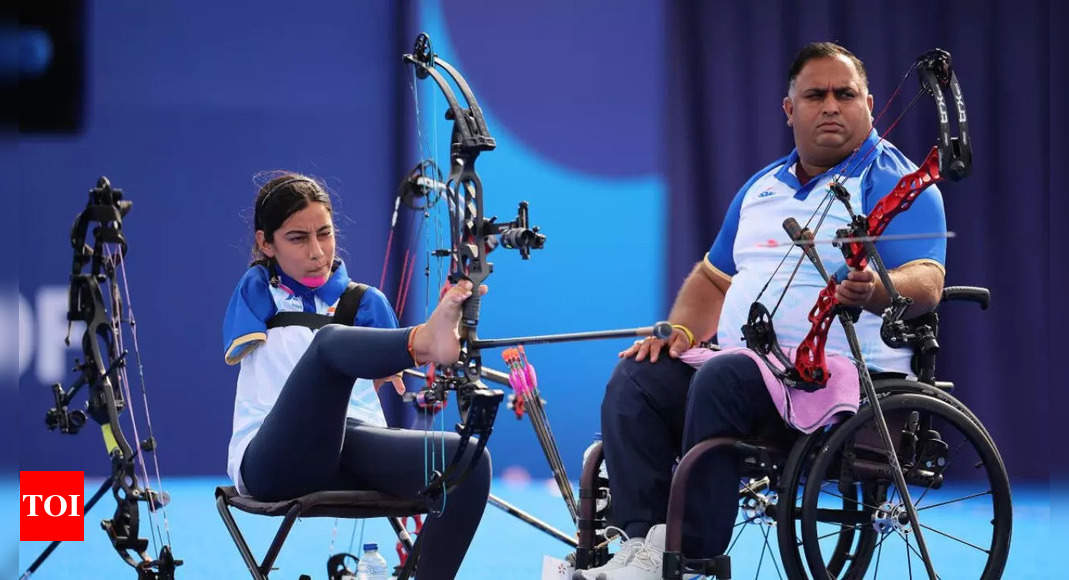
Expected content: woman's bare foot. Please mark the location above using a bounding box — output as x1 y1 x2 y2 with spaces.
412 280 486 365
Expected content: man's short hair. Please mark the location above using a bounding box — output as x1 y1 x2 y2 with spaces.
787 42 868 90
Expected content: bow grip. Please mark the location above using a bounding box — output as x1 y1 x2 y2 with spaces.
462 291 480 327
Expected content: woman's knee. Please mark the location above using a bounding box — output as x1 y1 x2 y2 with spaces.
304 324 356 377
306 324 337 362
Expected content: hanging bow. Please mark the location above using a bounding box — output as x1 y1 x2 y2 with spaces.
24 177 180 579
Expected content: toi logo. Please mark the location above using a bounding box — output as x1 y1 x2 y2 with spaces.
20 471 85 541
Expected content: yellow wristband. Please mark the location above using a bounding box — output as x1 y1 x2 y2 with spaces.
670 324 696 348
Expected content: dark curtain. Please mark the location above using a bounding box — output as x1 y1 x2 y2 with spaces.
665 0 1055 480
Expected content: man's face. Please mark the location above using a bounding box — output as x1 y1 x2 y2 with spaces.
256 202 336 283
783 55 874 170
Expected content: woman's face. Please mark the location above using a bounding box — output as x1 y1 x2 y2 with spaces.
257 202 335 285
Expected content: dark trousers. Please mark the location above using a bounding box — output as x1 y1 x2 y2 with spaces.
600 352 783 557
241 324 491 580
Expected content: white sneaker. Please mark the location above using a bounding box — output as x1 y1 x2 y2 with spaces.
592 524 701 580
592 524 665 580
572 530 645 579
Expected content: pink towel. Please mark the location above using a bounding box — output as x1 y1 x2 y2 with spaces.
679 346 859 434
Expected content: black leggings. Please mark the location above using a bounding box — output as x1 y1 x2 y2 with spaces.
241 324 491 580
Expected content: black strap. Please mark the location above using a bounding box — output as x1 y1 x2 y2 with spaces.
332 282 368 326
265 282 369 330
266 312 334 330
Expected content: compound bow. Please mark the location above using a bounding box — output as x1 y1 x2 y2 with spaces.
397 32 673 505
23 177 180 580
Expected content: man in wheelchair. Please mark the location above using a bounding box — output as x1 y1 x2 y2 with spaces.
578 42 961 580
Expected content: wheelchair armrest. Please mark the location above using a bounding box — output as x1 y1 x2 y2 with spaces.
942 286 990 310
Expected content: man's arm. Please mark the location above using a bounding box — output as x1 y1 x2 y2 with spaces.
669 260 732 342
837 260 945 318
622 260 731 362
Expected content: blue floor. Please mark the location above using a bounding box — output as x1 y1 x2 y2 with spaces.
17 477 1054 579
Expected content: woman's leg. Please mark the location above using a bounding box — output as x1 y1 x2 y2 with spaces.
241 324 414 499
337 422 491 580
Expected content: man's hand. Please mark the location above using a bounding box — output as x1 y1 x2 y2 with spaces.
836 269 877 307
619 328 693 363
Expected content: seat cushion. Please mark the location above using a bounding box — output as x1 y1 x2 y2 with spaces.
216 486 427 518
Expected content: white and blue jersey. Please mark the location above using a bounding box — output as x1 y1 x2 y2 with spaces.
706 131 947 374
222 259 398 493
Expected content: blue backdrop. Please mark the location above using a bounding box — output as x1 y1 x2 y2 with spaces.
15 0 1057 489
16 0 665 486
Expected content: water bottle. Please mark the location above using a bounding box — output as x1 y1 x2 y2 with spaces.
356 543 390 580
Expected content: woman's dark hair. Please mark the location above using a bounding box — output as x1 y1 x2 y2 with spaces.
787 42 868 90
250 171 334 266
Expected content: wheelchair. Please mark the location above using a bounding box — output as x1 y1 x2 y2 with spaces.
574 286 1012 579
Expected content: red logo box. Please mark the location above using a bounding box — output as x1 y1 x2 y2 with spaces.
20 471 85 542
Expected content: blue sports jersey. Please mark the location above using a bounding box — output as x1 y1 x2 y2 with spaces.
705 131 946 374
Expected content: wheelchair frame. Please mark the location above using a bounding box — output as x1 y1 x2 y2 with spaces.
573 286 1013 579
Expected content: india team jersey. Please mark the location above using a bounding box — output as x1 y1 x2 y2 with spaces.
707 131 947 374
221 260 398 494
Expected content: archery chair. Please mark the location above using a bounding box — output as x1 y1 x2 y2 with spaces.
215 485 427 580
575 286 1012 580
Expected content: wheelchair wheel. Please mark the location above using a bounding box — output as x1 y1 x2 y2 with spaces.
775 428 834 579
776 378 996 579
799 393 1011 579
